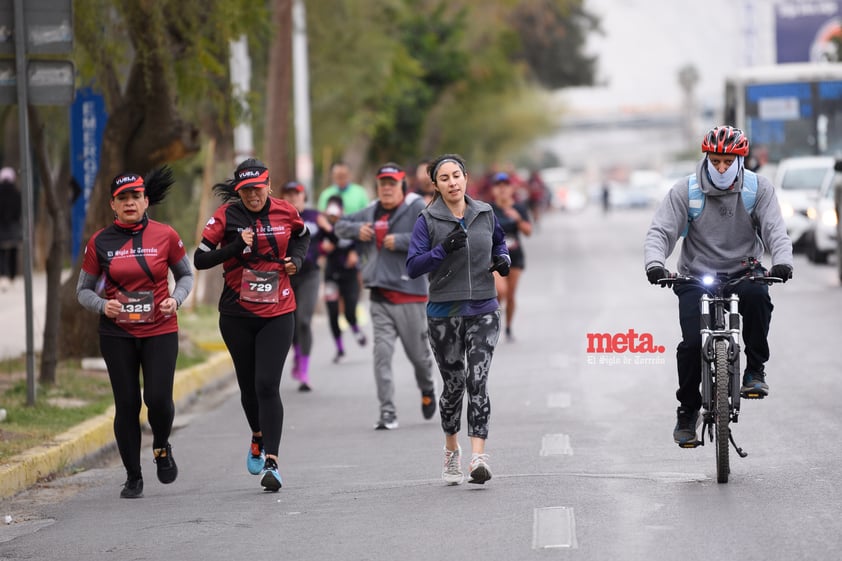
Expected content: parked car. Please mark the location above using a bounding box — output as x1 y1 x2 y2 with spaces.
836 171 842 282
803 170 839 264
773 156 837 249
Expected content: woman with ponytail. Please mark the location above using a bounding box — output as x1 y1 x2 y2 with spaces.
77 166 193 499
193 158 310 492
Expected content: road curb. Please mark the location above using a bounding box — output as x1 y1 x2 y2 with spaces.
0 351 233 500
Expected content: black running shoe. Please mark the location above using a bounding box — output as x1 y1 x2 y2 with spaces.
421 390 436 420
120 476 144 499
374 411 398 430
673 407 700 445
741 371 769 398
154 444 178 484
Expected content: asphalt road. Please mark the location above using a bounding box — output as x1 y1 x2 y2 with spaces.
2 205 841 561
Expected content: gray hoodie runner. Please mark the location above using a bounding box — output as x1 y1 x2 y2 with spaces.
644 159 793 276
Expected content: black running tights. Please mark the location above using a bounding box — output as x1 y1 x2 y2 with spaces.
219 312 294 457
100 332 179 479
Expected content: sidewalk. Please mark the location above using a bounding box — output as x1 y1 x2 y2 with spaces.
0 273 48 362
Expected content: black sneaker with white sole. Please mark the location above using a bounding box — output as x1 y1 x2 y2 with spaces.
673 407 700 446
374 411 398 430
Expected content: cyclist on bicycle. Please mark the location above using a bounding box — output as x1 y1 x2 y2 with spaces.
644 125 793 446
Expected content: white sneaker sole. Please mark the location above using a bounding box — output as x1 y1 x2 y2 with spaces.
442 472 464 485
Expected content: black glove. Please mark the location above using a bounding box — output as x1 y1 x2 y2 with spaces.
489 254 510 276
769 264 793 282
646 266 669 285
442 225 467 254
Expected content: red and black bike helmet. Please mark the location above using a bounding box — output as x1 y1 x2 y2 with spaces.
701 125 749 156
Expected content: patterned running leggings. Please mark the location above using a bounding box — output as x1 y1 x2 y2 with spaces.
427 311 500 439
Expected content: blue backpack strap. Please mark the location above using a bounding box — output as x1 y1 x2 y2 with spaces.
682 173 703 237
741 170 758 215
682 170 758 237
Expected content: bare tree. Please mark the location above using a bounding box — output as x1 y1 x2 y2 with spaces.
29 107 70 383
265 0 293 181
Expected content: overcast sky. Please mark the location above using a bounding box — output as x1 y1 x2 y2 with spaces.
561 0 778 113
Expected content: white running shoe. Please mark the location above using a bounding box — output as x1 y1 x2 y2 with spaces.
442 445 464 485
469 453 492 484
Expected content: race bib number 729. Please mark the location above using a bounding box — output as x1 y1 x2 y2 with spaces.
240 268 279 303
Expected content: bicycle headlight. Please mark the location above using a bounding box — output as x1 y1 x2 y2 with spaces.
702 274 714 286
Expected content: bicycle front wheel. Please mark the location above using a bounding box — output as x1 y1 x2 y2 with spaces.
714 339 730 483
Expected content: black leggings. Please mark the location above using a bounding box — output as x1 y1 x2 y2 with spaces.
219 313 294 457
100 332 179 479
0 246 17 279
325 271 360 339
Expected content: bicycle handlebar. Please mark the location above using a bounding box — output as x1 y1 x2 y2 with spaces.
657 273 784 288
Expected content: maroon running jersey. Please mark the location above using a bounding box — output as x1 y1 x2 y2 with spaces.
202 197 304 318
82 219 187 338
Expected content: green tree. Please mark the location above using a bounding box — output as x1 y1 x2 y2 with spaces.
510 0 600 89
306 0 599 182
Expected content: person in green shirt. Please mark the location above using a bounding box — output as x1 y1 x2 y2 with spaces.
318 162 370 213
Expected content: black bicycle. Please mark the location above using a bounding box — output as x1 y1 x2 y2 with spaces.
658 264 782 483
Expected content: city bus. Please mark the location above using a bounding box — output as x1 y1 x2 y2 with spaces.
723 62 842 165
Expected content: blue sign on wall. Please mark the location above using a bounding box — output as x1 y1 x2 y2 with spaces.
69 88 107 263
776 0 842 63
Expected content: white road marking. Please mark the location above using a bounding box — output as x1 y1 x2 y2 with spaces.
533 506 578 549
540 433 573 456
547 392 571 408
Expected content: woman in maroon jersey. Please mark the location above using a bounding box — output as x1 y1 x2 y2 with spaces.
77 167 193 499
194 158 310 492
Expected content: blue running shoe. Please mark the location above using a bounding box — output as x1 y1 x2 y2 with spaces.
247 441 265 475
260 459 282 492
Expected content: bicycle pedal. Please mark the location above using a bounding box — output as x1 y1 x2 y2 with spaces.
740 391 766 400
678 440 701 449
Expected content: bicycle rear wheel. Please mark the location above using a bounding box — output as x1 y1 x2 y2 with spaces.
714 339 730 483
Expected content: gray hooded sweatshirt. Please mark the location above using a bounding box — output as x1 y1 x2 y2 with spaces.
644 158 793 277
334 192 429 297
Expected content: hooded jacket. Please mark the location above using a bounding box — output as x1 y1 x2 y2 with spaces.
644 158 793 276
334 192 429 297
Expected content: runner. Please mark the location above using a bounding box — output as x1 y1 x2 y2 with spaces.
280 181 325 392
334 163 436 430
406 153 510 485
320 195 367 363
488 172 532 342
77 167 193 499
194 158 310 491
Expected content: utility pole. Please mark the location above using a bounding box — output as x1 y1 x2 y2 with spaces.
265 0 292 182
293 0 314 199
229 36 254 165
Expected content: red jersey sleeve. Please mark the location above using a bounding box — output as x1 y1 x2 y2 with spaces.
81 230 103 276
166 225 187 264
201 204 230 246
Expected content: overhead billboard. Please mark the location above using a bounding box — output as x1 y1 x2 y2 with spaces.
776 0 842 63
